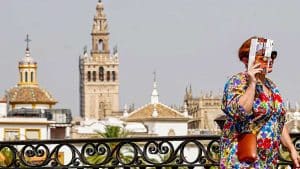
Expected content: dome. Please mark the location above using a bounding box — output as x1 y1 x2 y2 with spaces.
19 48 36 64
7 86 57 104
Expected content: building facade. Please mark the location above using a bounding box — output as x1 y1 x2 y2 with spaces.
0 117 52 141
79 1 120 120
0 35 72 140
122 76 191 136
184 86 223 134
6 35 57 111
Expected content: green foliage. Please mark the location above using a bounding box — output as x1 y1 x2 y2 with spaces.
96 125 128 138
86 125 131 166
0 147 13 167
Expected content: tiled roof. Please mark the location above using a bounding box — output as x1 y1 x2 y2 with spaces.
0 96 6 103
7 86 57 104
124 103 190 122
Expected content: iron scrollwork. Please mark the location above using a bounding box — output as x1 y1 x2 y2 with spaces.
0 134 299 168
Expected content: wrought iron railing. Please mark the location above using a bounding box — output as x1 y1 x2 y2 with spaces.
0 134 299 168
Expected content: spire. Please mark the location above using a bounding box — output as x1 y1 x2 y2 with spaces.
123 104 129 117
18 34 38 87
83 45 87 54
21 34 35 64
151 71 159 104
91 0 110 54
113 45 119 58
93 0 108 33
152 104 158 118
183 102 189 117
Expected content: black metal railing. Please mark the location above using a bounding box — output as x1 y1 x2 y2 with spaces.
0 134 299 169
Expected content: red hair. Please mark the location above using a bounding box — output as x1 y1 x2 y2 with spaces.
238 36 260 61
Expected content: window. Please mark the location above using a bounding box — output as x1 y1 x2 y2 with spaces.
98 39 104 52
31 72 34 82
20 72 23 82
4 129 20 141
92 71 97 81
25 71 28 82
112 71 116 81
25 129 40 140
87 71 91 81
106 71 110 81
99 67 104 81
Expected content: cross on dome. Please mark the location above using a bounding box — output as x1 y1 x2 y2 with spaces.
25 34 31 50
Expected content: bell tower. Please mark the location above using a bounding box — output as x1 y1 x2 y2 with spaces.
79 0 120 120
91 0 110 54
18 34 38 87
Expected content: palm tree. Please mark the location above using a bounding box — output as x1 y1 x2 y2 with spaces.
86 125 133 166
97 125 128 138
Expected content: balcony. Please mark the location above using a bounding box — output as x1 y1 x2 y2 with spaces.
0 134 299 168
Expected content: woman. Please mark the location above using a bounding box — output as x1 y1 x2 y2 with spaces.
220 36 300 168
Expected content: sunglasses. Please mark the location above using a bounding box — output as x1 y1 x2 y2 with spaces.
271 51 277 60
256 50 277 60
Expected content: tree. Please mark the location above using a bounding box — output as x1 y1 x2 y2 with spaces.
97 125 128 138
86 125 132 166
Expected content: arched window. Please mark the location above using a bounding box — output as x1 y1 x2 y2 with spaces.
87 71 91 82
168 129 176 136
112 71 116 81
99 67 104 81
98 39 104 52
25 72 28 82
92 71 97 81
31 72 34 82
106 71 110 81
98 102 105 118
20 72 23 82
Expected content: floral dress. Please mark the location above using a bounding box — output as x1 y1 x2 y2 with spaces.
220 72 286 169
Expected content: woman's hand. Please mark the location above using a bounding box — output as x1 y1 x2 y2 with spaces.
237 62 262 113
247 62 263 84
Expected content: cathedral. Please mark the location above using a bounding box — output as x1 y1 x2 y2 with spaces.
79 0 120 120
184 86 223 134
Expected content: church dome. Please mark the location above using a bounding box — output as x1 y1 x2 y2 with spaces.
19 48 36 64
7 86 57 104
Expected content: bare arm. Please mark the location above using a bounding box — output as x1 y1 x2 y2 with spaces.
281 125 300 167
281 125 296 151
238 81 256 113
238 63 262 113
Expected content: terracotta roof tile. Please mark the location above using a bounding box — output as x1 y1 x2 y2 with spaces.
0 96 6 103
125 103 189 121
7 86 57 104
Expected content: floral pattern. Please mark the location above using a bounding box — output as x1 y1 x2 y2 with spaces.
220 72 286 169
